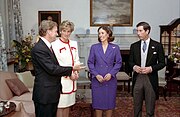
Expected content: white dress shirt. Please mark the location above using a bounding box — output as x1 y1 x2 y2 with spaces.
141 38 150 67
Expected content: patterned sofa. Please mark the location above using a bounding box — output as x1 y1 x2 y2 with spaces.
0 71 35 117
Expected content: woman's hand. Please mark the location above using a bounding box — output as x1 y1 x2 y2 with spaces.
104 73 111 81
96 75 104 83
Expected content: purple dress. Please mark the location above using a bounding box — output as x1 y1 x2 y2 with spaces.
88 43 122 110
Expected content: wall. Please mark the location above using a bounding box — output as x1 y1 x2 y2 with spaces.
20 0 180 41
76 34 138 63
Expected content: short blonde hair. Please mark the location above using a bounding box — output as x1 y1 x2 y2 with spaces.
59 20 74 32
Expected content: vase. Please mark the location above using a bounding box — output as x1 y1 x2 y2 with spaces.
26 62 34 70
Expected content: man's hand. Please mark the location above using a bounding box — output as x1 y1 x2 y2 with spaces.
133 65 142 73
141 67 152 74
70 71 79 81
96 75 104 83
73 63 86 71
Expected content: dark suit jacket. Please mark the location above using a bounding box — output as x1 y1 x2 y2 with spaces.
31 39 72 104
129 39 165 99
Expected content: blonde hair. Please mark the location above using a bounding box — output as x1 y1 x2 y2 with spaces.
59 20 74 32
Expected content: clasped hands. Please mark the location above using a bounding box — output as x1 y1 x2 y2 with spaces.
96 73 111 83
133 65 152 74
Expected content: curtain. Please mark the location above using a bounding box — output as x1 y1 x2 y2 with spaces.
0 13 8 71
0 0 24 71
13 0 23 41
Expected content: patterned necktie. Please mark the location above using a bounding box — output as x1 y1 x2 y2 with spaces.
50 46 54 53
143 41 147 52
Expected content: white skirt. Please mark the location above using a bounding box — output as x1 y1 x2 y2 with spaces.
57 92 76 108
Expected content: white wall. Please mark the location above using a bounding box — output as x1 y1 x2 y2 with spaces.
20 0 180 41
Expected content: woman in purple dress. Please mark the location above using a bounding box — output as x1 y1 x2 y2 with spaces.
88 26 122 117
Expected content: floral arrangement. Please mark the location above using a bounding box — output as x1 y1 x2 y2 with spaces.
12 34 34 70
168 42 180 63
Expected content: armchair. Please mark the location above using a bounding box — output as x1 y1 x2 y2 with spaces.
158 67 167 100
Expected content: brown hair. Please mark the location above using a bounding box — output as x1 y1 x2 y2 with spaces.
39 20 57 37
136 22 151 34
97 26 114 42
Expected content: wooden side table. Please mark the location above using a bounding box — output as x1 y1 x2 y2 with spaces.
116 72 132 93
167 65 180 96
0 101 16 116
173 76 180 94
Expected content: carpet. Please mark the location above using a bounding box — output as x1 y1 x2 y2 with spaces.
114 96 180 117
70 96 180 117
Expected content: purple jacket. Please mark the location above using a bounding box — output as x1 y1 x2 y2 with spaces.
88 43 122 86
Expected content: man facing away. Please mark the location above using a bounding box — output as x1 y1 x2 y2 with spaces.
129 22 165 117
31 20 83 117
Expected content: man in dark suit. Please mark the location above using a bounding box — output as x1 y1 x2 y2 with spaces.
129 22 165 117
31 20 82 117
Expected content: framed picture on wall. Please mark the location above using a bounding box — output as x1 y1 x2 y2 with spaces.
90 0 133 26
38 11 61 35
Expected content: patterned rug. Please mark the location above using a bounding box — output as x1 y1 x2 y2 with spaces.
115 96 180 117
70 96 180 117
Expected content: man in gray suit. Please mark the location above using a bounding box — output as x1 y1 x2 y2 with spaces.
129 22 165 117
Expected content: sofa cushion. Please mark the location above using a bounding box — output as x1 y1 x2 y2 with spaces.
16 71 34 88
6 78 29 96
0 71 17 100
11 91 32 102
